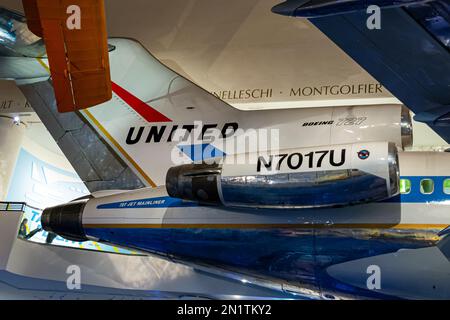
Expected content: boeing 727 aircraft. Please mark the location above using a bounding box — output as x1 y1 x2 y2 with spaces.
1 2 450 299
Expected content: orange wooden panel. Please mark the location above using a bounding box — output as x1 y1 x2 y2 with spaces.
40 18 75 112
62 0 112 108
23 0 111 113
22 0 43 37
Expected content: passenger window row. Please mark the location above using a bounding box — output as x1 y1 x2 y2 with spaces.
400 178 450 195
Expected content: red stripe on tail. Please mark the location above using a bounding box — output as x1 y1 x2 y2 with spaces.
111 82 172 122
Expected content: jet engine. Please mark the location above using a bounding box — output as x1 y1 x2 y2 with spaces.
40 199 89 242
166 142 400 209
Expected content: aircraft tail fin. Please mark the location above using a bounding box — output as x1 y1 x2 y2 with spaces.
20 38 244 190
19 38 406 191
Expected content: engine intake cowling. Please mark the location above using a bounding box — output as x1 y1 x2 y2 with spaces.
166 142 399 209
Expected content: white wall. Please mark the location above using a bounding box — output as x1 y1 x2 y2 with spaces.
1 0 398 108
0 117 25 201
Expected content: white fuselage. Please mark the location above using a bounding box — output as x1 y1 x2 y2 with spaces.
81 151 450 232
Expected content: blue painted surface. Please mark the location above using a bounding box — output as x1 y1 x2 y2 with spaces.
87 175 450 299
273 2 450 141
272 0 428 18
97 196 198 209
96 176 450 209
407 1 450 50
221 172 388 207
85 226 434 299
392 176 450 203
177 144 225 162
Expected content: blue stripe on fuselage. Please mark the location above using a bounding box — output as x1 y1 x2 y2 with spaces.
96 196 198 209
96 176 450 209
386 176 450 203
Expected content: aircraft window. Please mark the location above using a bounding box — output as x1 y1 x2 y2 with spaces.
420 179 434 194
443 179 450 195
400 179 411 194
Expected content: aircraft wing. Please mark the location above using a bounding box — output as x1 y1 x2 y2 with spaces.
326 232 450 299
272 0 450 142
0 203 289 300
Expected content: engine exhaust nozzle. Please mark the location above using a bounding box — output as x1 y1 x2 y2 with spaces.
41 200 88 242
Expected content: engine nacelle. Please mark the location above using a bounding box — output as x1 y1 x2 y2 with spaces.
40 199 88 242
166 142 400 209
